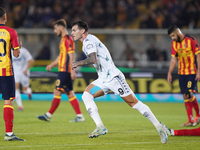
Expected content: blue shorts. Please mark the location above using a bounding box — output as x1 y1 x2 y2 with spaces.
0 76 15 100
178 74 197 94
55 72 73 92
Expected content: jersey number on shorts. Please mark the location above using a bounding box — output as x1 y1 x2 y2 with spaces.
118 88 124 95
56 79 60 86
187 81 192 88
0 39 7 57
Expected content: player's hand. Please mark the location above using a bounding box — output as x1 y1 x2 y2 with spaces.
167 73 172 84
46 65 52 71
13 49 20 58
195 70 200 81
23 69 28 75
72 62 78 70
71 70 76 80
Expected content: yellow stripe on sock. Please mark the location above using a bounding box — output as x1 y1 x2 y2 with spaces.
3 105 13 109
189 96 196 102
184 99 189 102
69 96 76 101
54 95 61 99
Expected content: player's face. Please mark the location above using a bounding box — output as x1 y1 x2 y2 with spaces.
71 25 83 41
54 24 61 37
169 32 179 42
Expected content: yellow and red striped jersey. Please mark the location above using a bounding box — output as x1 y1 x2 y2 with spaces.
0 24 19 76
171 35 200 75
58 35 75 72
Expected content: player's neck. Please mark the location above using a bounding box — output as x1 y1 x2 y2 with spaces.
80 33 88 43
61 30 68 37
180 34 185 42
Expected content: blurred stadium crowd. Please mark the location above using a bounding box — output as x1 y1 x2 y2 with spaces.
1 0 199 29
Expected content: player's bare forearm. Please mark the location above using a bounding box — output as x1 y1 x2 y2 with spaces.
51 56 59 67
168 57 177 74
72 52 97 69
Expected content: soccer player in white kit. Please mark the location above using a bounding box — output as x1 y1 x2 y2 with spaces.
12 46 34 111
71 21 168 144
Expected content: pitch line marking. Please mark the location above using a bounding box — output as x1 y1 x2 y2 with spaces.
0 141 199 149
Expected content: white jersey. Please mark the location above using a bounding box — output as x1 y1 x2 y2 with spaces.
82 34 121 82
12 47 33 74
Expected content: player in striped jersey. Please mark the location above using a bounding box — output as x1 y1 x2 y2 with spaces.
167 25 200 127
37 19 85 122
0 7 25 141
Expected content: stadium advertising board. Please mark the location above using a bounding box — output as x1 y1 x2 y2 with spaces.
29 72 192 93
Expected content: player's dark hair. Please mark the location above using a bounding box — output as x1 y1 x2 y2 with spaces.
167 25 178 35
0 7 6 18
53 19 67 28
72 21 89 32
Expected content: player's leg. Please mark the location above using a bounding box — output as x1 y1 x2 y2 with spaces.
21 73 32 100
63 72 84 122
160 123 200 136
108 74 168 144
37 89 61 122
188 75 200 126
82 80 108 138
179 75 199 126
66 90 85 122
15 82 23 111
1 76 25 141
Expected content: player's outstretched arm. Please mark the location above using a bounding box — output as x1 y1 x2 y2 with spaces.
72 52 97 69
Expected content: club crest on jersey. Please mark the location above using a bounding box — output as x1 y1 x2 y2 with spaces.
86 44 93 49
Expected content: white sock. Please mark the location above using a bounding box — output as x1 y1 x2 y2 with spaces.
6 132 13 136
132 101 162 130
82 91 104 127
77 114 83 117
171 129 175 136
15 89 23 107
46 112 52 118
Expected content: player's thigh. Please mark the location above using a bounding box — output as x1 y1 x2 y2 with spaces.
107 73 133 97
56 72 72 92
179 74 197 94
20 73 30 88
85 79 106 98
0 76 15 100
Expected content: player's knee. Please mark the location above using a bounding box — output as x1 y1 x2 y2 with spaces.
184 91 192 99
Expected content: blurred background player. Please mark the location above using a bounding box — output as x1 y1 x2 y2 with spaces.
161 122 200 136
167 25 200 127
0 7 25 141
71 21 168 144
37 19 85 122
12 46 34 111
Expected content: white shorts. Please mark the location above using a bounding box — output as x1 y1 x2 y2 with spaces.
91 73 133 97
14 72 30 87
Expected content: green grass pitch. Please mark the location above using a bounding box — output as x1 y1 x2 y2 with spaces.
0 100 200 150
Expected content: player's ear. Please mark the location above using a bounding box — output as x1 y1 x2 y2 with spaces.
81 29 85 34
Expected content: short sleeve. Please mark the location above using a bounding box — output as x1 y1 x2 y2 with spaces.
190 37 200 55
11 29 19 50
171 41 177 57
23 48 33 61
84 41 96 55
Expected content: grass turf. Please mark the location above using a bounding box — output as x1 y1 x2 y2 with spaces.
0 101 200 150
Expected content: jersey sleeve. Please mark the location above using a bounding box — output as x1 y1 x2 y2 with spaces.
84 41 97 55
11 29 19 50
66 36 75 54
191 37 200 55
23 48 33 61
171 41 177 57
